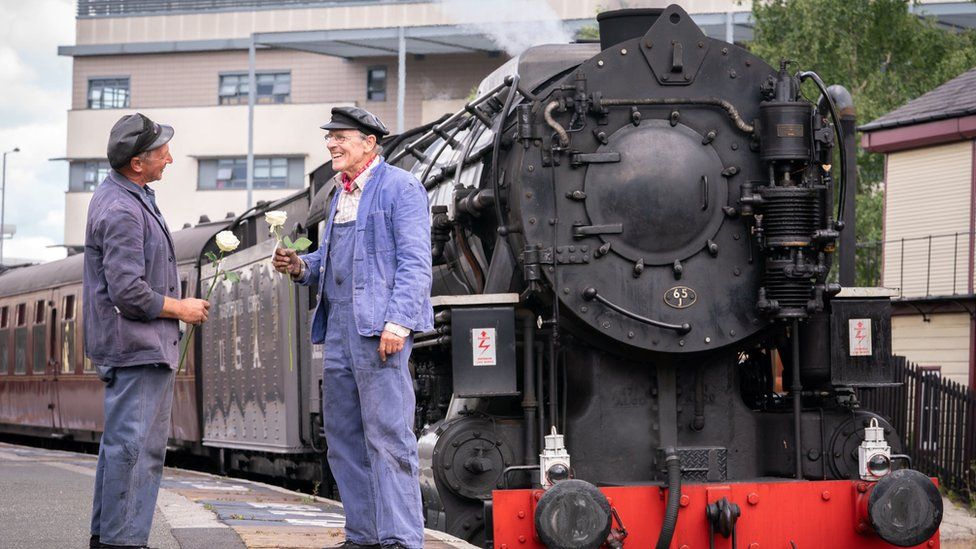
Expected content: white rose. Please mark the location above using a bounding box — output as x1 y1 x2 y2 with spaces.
215 230 241 252
265 210 287 230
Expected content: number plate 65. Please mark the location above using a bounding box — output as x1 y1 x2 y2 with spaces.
664 286 697 309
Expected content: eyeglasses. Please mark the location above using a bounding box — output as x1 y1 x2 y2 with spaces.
323 133 364 145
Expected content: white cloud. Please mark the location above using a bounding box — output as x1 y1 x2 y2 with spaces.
0 0 74 263
2 235 68 265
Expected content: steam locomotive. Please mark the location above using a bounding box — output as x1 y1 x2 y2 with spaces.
0 5 942 548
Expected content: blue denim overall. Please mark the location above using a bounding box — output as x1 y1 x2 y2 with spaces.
322 220 424 548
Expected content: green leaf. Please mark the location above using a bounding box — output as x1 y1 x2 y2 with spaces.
292 237 313 252
224 271 241 283
282 235 294 249
205 251 218 263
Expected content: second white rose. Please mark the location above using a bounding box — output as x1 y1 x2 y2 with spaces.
215 230 240 253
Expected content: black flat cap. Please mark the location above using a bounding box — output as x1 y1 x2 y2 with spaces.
320 106 389 138
107 113 174 170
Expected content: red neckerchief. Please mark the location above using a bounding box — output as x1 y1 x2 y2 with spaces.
340 155 377 193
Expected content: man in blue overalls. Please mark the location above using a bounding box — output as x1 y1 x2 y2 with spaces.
274 106 434 549
84 113 211 548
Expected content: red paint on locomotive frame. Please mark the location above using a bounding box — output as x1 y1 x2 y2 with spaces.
492 479 939 549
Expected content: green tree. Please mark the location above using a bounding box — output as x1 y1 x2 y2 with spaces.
749 0 976 283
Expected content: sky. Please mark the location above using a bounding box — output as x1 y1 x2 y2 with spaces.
0 0 74 263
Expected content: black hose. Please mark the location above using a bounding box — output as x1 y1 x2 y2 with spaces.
799 71 847 226
656 449 682 549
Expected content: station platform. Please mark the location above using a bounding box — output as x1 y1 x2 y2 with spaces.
0 441 476 549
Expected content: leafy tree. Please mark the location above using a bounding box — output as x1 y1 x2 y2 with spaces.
749 0 976 284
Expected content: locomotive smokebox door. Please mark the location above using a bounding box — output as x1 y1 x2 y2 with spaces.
451 306 517 397
829 288 896 386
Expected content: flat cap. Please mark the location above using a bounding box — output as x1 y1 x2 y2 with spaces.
320 106 389 138
107 113 174 170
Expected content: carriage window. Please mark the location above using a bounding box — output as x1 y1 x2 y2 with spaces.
0 306 8 328
34 300 45 324
62 295 76 374
64 295 75 320
15 304 26 327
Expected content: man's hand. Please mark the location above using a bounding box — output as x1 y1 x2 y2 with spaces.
178 298 210 325
378 330 405 362
273 248 303 276
161 296 210 324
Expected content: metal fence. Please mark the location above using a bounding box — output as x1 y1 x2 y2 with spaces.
859 356 976 498
77 0 415 17
855 231 973 297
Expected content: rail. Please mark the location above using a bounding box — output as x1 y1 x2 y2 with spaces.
859 356 976 500
855 230 974 298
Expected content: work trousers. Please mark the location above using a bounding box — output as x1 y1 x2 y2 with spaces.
90 363 174 546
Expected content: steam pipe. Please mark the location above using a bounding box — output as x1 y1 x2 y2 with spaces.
792 319 803 479
599 97 755 134
544 101 570 147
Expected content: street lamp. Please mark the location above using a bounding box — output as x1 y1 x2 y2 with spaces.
1 147 20 267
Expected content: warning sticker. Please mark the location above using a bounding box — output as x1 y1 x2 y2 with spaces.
472 328 497 366
849 318 872 356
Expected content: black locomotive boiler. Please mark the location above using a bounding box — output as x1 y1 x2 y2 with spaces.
384 5 942 548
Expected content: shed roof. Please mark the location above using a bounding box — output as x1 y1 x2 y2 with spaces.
860 67 976 132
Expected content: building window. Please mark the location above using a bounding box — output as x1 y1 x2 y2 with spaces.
88 77 130 109
219 72 290 105
68 160 111 192
367 66 387 101
198 157 304 190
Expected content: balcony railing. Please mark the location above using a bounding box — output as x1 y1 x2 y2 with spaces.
856 230 974 298
77 0 417 18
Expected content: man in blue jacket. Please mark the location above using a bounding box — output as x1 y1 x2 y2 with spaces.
274 106 433 549
84 113 211 549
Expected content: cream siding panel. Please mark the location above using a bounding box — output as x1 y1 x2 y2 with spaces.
892 313 971 386
882 141 973 297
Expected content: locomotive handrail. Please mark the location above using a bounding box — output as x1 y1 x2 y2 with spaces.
597 97 755 134
581 287 691 334
388 76 520 165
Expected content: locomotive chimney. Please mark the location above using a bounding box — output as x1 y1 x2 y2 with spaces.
596 8 664 50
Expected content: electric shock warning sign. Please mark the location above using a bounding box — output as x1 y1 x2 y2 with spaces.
472 328 497 366
849 318 872 356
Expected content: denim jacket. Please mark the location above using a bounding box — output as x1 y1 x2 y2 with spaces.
83 170 181 369
298 159 434 344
